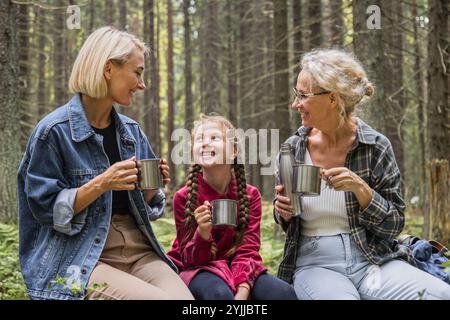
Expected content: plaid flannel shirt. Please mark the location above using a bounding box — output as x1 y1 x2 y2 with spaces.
274 118 415 284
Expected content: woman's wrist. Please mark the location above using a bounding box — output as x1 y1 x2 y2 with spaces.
92 173 108 193
354 178 373 209
73 175 107 214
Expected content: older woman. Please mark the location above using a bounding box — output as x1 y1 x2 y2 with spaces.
274 49 450 300
17 27 193 300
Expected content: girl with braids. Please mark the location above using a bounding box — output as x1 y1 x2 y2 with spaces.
167 114 297 300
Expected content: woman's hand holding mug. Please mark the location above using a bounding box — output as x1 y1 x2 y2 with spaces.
98 156 138 192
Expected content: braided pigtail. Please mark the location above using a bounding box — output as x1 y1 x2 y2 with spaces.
225 161 250 257
181 163 202 247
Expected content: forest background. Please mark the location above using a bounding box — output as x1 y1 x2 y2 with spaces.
0 0 448 299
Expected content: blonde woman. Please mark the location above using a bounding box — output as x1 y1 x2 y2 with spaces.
274 49 450 300
17 27 193 300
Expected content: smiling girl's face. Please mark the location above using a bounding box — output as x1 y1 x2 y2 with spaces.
192 122 236 167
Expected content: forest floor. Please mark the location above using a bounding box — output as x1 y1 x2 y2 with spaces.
0 202 438 299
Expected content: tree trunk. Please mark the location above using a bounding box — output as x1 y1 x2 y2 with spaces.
0 0 20 222
17 3 31 151
237 0 254 187
426 0 449 242
143 0 149 118
274 1 289 239
183 0 194 176
66 0 77 102
155 1 162 155
143 0 152 133
167 0 175 188
308 0 322 49
105 0 114 26
321 0 332 44
144 0 161 155
291 0 303 133
354 1 405 186
118 0 137 120
427 0 450 162
53 0 67 106
352 0 384 131
330 0 344 46
381 0 405 182
119 0 127 31
203 0 220 114
89 0 95 33
292 0 303 59
37 4 47 118
273 0 291 144
250 0 265 190
428 160 449 244
263 1 276 201
238 0 251 129
226 0 237 125
412 0 429 238
183 0 194 127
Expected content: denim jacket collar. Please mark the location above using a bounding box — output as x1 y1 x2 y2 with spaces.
68 93 136 145
294 117 377 146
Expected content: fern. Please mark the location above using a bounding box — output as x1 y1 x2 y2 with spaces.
0 223 28 300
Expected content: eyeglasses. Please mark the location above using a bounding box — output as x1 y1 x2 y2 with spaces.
292 87 331 102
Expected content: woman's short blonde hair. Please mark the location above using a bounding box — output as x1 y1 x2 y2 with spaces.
69 26 148 99
300 48 374 124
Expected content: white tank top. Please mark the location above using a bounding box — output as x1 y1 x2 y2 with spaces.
300 149 351 236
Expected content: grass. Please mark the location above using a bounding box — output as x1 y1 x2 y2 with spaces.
0 204 445 300
0 224 28 300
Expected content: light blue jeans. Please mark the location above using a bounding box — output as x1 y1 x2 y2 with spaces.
293 234 450 300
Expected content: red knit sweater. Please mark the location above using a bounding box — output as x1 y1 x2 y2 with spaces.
167 173 267 293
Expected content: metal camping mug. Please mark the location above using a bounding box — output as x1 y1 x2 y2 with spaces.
136 159 164 190
292 164 321 196
211 199 237 227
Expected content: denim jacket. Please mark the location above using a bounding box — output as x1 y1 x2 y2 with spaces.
17 93 177 300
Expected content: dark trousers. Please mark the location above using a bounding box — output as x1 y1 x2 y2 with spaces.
188 271 298 300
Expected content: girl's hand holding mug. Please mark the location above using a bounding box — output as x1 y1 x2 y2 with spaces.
194 201 213 240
